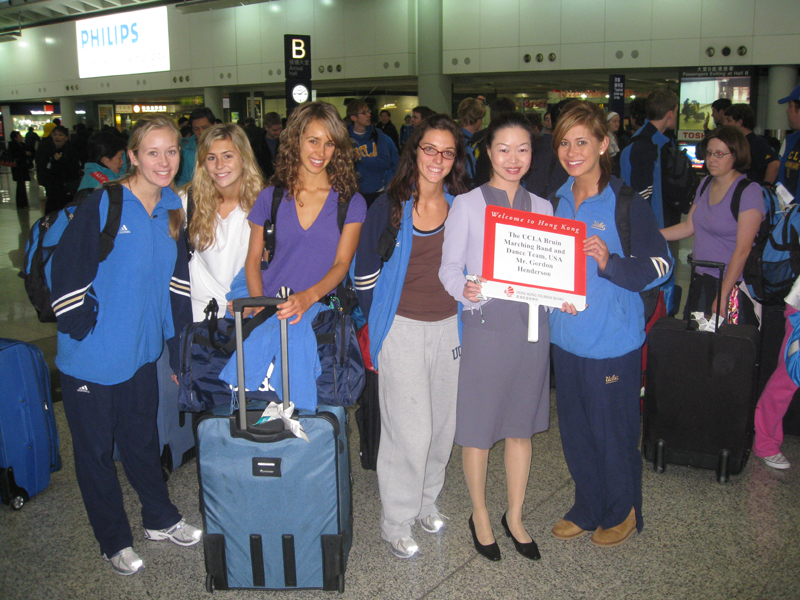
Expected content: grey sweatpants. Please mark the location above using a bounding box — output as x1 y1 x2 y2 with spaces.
377 314 460 542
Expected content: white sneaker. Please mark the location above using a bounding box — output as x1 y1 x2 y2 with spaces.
761 453 790 470
419 512 448 533
389 536 419 559
144 518 202 546
103 547 144 576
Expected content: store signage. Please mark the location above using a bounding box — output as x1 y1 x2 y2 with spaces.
10 103 58 115
609 74 625 120
75 6 170 79
133 104 168 113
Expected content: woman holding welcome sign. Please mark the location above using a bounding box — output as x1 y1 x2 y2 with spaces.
439 111 552 562
549 101 672 548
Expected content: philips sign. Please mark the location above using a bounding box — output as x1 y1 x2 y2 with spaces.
75 7 170 79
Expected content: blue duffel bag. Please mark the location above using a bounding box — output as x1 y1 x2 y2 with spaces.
178 298 365 412
178 299 278 412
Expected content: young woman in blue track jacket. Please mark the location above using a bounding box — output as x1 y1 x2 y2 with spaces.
353 114 470 559
550 101 672 548
49 116 199 576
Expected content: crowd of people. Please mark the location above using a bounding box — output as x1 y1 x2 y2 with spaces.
10 82 800 574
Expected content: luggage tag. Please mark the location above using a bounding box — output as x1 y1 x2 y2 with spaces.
255 401 310 443
690 311 725 332
775 182 794 210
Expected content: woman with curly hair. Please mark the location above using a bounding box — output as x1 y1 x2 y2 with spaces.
182 123 264 320
245 101 366 322
353 114 469 559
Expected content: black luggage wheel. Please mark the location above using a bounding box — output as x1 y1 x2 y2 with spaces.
654 440 666 474
338 573 345 594
205 573 214 593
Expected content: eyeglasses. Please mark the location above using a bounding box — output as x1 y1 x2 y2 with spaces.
357 110 371 116
707 151 732 159
418 145 456 160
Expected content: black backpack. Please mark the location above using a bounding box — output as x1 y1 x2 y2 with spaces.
550 182 661 320
21 183 124 323
660 142 700 215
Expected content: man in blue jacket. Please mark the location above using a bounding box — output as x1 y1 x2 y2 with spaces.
620 89 679 230
778 84 800 202
347 100 398 207
176 107 215 186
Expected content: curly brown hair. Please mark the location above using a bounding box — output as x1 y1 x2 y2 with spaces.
270 102 358 203
386 114 470 227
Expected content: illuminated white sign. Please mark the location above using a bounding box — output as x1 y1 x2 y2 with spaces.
75 6 170 79
133 105 168 113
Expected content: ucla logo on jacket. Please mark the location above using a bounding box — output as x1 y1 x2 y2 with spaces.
355 143 378 158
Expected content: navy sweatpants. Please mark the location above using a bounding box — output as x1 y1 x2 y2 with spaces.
552 345 644 533
61 362 182 557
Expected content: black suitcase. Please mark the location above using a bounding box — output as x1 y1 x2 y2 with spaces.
643 260 760 483
355 369 379 471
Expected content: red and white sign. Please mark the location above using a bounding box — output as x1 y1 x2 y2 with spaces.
481 206 587 313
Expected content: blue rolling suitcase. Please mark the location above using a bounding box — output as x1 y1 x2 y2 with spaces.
112 343 196 479
0 339 62 509
155 343 196 478
196 297 352 593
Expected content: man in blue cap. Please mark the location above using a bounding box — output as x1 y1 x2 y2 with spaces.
778 84 800 202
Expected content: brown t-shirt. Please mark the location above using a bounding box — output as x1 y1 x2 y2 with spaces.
395 224 458 321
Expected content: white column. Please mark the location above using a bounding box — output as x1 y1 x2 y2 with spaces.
766 66 799 133
203 87 223 122
416 0 451 113
59 97 77 130
1 105 12 141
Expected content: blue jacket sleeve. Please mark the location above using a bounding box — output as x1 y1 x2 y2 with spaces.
383 135 400 188
167 229 192 375
353 195 391 319
598 192 673 292
627 138 657 206
50 194 103 340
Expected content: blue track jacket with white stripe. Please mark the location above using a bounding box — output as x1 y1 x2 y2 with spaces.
50 185 191 385
548 176 673 360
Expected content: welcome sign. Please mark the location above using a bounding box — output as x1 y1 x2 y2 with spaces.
75 6 170 78
479 206 587 340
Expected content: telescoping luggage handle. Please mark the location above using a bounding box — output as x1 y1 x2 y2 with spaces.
686 256 725 332
232 297 289 432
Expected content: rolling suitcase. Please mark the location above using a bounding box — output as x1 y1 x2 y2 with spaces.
155 343 196 478
643 260 760 483
196 297 352 593
0 339 62 509
112 343 196 480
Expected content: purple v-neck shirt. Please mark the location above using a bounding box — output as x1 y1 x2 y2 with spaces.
248 186 366 296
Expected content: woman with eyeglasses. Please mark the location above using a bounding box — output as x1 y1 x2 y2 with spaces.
661 125 764 324
439 112 552 562
353 114 469 559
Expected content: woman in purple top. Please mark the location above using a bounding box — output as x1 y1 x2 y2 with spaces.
244 102 366 322
661 125 764 324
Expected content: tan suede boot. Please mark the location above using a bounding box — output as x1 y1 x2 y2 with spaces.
551 518 587 540
590 508 636 548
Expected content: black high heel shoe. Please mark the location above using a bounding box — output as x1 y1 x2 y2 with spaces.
501 512 541 560
468 515 501 561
